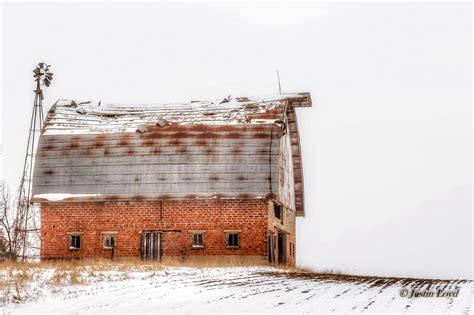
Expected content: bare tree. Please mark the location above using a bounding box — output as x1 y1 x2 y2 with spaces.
0 183 35 261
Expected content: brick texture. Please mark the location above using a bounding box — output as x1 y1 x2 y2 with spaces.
41 199 275 260
267 202 296 266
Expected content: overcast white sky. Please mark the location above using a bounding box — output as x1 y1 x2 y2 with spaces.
1 2 472 279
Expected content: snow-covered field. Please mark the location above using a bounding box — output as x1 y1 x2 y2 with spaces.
1 265 472 313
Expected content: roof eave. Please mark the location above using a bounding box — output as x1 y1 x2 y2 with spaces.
286 92 312 108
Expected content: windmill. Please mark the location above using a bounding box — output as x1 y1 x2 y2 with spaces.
17 63 53 261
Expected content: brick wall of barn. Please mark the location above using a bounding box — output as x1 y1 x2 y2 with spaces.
267 202 296 266
40 199 296 262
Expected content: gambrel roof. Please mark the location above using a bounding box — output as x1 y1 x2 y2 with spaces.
32 92 311 216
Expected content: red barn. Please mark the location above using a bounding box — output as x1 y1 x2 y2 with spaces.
31 93 311 265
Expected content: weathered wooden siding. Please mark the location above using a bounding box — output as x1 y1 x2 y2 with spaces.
277 119 296 212
32 124 280 201
286 105 306 216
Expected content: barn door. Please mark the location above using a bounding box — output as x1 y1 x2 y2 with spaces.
267 232 275 263
140 232 161 261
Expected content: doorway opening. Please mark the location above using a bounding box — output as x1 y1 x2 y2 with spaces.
277 232 286 264
140 232 161 261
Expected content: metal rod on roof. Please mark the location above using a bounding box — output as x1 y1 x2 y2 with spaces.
277 70 282 95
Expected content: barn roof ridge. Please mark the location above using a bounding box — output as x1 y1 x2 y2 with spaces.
43 92 311 135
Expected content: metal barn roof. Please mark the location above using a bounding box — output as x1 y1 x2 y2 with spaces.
32 92 311 216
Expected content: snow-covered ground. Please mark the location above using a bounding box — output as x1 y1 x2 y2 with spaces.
1 266 472 313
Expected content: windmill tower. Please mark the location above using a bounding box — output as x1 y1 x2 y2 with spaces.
17 63 53 261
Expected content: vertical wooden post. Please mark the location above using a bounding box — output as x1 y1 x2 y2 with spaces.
140 233 145 260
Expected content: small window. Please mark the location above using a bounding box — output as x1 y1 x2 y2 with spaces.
289 242 295 257
103 235 116 249
274 202 283 223
70 235 81 250
227 233 240 248
192 233 204 248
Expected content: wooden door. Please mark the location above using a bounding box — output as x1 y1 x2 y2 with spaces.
140 232 161 261
267 232 275 263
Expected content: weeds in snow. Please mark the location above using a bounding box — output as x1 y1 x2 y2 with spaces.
0 267 42 304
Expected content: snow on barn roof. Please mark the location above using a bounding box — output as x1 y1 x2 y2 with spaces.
43 93 311 135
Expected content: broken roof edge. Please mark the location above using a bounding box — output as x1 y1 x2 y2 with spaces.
286 92 312 108
50 92 311 110
43 92 311 135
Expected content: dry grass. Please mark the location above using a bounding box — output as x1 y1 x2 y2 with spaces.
0 259 153 304
0 257 271 304
0 264 40 303
0 255 268 271
160 255 268 268
49 269 85 286
0 256 270 298
0 258 158 273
